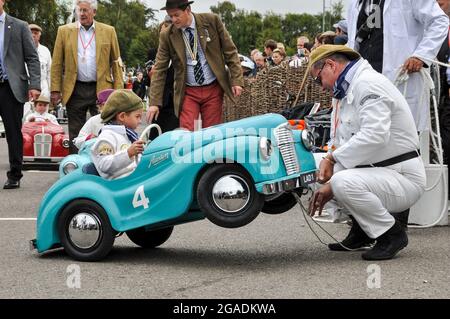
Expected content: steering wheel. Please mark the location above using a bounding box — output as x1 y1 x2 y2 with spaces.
140 124 162 146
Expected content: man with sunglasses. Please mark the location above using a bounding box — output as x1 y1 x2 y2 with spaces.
308 45 426 261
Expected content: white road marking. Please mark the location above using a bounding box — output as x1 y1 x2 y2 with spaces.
0 218 37 221
26 171 59 174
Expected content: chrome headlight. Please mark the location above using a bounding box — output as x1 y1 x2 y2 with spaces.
259 137 273 160
62 138 70 148
62 161 78 175
301 130 314 150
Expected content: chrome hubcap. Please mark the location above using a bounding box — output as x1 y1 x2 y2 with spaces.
212 175 250 213
68 213 102 249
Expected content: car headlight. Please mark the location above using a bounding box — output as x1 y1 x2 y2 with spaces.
301 130 315 150
62 138 70 148
259 137 273 160
62 161 78 175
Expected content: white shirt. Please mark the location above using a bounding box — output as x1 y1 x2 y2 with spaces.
73 114 104 149
37 44 52 97
91 125 138 180
347 0 449 131
77 21 97 82
182 14 216 86
25 111 59 125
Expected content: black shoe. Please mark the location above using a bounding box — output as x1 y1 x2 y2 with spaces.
362 221 408 261
328 216 375 251
391 209 410 231
3 179 20 189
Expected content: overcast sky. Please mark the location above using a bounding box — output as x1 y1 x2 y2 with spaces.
145 0 352 22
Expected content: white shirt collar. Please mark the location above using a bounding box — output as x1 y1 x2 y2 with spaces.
78 21 96 32
182 14 196 32
103 125 126 135
0 12 6 23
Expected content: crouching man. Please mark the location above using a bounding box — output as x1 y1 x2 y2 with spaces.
307 45 426 260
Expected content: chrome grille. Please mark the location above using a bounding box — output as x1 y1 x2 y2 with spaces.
34 134 52 157
275 124 300 175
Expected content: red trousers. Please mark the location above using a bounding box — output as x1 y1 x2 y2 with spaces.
180 81 224 131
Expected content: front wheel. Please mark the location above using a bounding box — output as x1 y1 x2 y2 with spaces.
58 199 115 262
126 226 174 248
197 164 264 228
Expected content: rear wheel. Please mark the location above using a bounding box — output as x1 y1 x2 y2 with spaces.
126 226 174 248
197 164 264 228
58 199 115 262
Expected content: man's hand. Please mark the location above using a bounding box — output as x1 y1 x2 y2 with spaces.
146 106 160 124
51 91 62 105
127 140 145 158
402 57 424 74
29 89 40 101
308 183 334 217
318 154 335 184
232 86 243 98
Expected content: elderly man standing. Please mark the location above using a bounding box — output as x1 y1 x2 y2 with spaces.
307 45 426 260
0 0 41 189
29 24 51 99
347 0 448 133
51 0 123 154
147 0 243 131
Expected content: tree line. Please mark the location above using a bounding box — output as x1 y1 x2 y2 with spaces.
8 0 343 68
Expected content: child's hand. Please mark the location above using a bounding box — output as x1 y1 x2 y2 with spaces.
127 140 145 158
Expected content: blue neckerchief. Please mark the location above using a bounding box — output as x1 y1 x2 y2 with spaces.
333 59 360 100
103 121 139 143
126 127 139 143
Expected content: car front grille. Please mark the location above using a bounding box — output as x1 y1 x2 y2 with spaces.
34 134 52 157
275 124 300 175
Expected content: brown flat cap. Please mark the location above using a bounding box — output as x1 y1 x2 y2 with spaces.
29 24 42 32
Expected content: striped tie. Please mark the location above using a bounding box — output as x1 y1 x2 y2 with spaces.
0 60 4 81
186 27 205 85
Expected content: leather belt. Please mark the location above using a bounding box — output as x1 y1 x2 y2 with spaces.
76 80 96 85
186 80 217 88
355 150 420 168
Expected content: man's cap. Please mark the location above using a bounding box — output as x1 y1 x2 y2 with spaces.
101 89 144 123
333 20 348 34
161 0 194 10
308 45 360 68
320 30 337 38
296 45 361 98
34 94 50 104
29 24 42 32
96 89 115 106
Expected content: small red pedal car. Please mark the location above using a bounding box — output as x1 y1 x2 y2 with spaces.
22 121 70 166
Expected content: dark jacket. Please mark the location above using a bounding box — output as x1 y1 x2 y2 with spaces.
3 14 40 103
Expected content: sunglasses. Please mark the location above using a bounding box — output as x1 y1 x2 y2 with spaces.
313 63 327 86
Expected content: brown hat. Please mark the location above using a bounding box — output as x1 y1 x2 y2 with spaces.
308 45 360 68
295 45 361 103
101 89 144 123
29 24 42 32
34 94 50 104
161 0 194 10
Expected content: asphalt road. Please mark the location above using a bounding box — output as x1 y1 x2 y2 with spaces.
0 127 449 299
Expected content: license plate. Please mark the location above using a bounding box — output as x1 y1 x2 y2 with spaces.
300 172 316 185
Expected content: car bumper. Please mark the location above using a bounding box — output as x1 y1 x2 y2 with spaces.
260 171 317 195
24 157 65 163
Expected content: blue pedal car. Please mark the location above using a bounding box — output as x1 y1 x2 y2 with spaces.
31 114 317 261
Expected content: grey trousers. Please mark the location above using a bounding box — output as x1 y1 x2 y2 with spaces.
66 81 98 154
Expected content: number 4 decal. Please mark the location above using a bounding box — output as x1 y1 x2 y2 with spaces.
133 185 150 209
